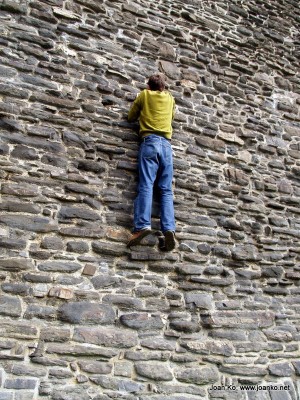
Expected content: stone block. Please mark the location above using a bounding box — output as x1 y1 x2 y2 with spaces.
11 145 39 160
66 240 89 253
175 365 219 385
46 343 117 358
40 327 70 343
58 302 115 325
0 296 22 317
77 159 106 173
78 361 112 374
89 375 145 393
24 305 56 320
1 283 29 295
73 327 138 348
0 201 40 214
4 378 37 390
184 293 213 309
0 215 58 233
58 206 100 221
182 340 235 356
120 313 164 330
102 295 143 310
0 393 14 400
268 362 294 377
135 362 173 381
38 261 82 273
0 238 26 250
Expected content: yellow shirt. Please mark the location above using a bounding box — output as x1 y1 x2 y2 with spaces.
128 89 175 139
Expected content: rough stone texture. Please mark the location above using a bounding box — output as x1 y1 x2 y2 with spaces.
0 0 299 399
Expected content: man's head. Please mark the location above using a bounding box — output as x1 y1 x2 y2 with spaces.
147 74 165 91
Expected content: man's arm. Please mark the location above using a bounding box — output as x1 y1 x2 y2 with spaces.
128 92 143 122
172 98 176 120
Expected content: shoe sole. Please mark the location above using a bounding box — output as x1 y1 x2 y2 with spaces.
164 231 175 251
127 229 152 247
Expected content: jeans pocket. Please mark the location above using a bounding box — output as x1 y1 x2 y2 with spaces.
163 143 172 164
140 143 157 160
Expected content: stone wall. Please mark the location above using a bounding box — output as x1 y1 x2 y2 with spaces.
0 0 300 399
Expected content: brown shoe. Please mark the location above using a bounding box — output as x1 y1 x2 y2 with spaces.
164 230 176 251
127 228 152 247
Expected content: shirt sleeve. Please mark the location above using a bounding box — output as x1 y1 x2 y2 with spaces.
128 92 143 122
172 97 176 120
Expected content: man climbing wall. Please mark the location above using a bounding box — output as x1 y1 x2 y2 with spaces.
127 74 176 252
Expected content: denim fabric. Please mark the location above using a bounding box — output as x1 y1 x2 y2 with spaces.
134 135 175 233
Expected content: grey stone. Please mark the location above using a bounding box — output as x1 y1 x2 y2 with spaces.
46 343 117 358
0 322 38 339
41 236 64 250
59 226 104 238
50 386 93 400
0 201 40 214
8 363 47 377
89 375 145 393
58 302 115 324
135 362 173 381
40 327 70 343
232 245 261 261
0 238 26 250
0 259 34 272
140 337 176 351
11 145 39 160
184 293 213 309
73 327 138 348
120 313 164 330
78 361 112 374
38 261 81 273
219 365 268 376
268 362 294 377
92 241 127 256
182 340 235 356
66 241 89 253
102 295 143 310
0 215 58 232
0 296 22 317
41 154 67 168
48 367 73 379
91 274 121 289
65 183 98 196
169 320 200 333
293 361 300 375
24 305 57 320
159 60 181 79
269 390 292 400
23 273 52 283
1 183 39 197
4 378 37 389
77 159 106 173
175 365 219 385
15 393 36 400
1 283 30 295
58 206 100 221
0 393 14 400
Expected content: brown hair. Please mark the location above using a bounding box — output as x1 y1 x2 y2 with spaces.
147 74 165 91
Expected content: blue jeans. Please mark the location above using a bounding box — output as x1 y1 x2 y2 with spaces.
134 135 175 233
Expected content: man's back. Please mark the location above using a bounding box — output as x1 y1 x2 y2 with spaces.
128 89 175 139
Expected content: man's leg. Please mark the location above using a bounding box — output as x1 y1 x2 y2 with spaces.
128 138 159 247
157 140 176 251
